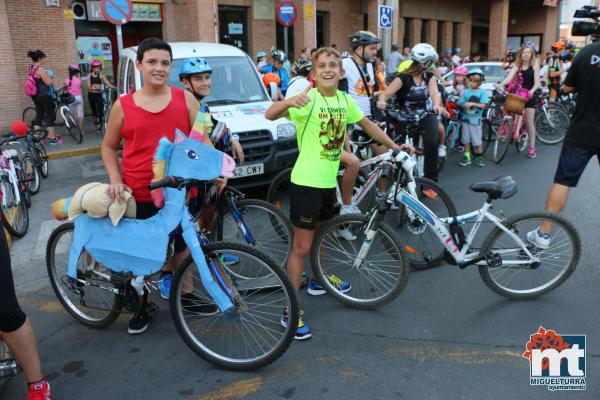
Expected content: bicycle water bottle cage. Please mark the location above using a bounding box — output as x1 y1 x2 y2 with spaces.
469 175 518 200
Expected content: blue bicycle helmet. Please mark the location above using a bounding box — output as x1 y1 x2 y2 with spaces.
178 57 212 81
467 67 485 79
256 51 268 58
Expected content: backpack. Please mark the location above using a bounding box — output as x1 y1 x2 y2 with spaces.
24 65 39 97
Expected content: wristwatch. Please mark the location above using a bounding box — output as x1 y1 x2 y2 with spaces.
230 134 240 142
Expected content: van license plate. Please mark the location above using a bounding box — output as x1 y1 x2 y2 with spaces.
231 163 264 179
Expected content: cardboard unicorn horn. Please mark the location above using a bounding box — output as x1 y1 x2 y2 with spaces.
58 130 237 312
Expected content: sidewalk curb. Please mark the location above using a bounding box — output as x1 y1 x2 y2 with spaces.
48 146 101 160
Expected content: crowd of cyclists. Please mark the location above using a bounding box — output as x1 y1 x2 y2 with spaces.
2 27 598 398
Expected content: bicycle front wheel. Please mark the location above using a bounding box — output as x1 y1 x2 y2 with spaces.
481 120 494 154
46 222 122 328
22 154 41 195
0 179 29 238
34 143 49 179
266 167 292 217
311 214 410 309
221 199 293 269
171 242 298 370
493 118 512 164
535 105 569 145
478 212 581 300
390 178 457 270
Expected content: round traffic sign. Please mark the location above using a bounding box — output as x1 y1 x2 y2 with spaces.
276 1 298 27
100 0 134 26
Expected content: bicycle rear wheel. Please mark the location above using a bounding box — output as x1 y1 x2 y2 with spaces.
389 178 457 270
0 179 28 238
481 120 494 154
493 118 512 164
266 167 292 217
310 214 410 309
171 242 298 370
478 212 581 300
46 222 122 328
221 199 293 269
34 143 49 179
22 107 36 128
515 130 528 153
535 105 569 145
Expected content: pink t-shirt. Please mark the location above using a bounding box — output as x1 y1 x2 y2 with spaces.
64 77 82 96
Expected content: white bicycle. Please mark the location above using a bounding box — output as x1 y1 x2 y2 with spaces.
310 150 581 309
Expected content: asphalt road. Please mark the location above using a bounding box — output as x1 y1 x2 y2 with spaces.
3 143 599 400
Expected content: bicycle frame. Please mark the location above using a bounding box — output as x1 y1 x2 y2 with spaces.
394 186 539 266
336 151 390 207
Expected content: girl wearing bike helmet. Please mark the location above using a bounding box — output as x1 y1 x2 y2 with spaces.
499 44 541 158
87 59 116 130
65 64 84 132
377 43 448 182
27 49 61 144
179 57 244 162
452 66 469 97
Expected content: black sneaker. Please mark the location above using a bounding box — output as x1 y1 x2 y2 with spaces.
181 293 219 316
127 302 159 335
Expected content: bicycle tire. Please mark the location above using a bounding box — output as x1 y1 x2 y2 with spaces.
266 167 292 216
221 198 293 269
65 111 83 144
12 158 31 209
481 120 493 154
34 144 49 179
493 118 512 164
515 130 528 153
478 212 581 300
22 107 36 128
46 222 122 328
392 177 458 269
535 105 569 145
310 214 410 309
0 179 29 238
22 153 41 195
170 242 298 371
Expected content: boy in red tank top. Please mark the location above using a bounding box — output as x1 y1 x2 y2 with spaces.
101 38 216 335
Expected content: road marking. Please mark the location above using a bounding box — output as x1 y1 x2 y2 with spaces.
199 377 264 400
33 219 63 260
19 298 66 314
383 345 521 365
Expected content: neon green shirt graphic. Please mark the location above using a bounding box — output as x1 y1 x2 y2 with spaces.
288 88 364 188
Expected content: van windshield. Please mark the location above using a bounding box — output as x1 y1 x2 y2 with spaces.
168 56 269 104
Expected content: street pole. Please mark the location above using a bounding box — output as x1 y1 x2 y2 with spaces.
116 25 124 56
284 26 289 56
382 0 390 61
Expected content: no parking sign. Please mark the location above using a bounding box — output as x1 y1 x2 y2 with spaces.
276 1 298 27
100 0 133 25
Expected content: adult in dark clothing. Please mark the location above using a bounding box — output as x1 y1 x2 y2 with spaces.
528 41 600 249
27 50 60 144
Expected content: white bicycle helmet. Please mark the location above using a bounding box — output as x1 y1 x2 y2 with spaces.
411 43 438 68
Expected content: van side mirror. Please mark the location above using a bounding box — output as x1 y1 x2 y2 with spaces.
269 82 278 101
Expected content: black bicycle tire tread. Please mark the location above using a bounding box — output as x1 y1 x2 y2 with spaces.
23 154 41 195
477 211 581 300
170 241 298 371
310 214 410 309
0 181 29 238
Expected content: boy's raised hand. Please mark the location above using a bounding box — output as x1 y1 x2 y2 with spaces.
287 85 312 109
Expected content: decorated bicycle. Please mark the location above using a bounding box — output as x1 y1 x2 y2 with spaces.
46 131 298 370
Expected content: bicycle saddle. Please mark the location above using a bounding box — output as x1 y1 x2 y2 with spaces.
469 175 518 200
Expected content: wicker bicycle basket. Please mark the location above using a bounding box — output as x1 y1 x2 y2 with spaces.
504 93 527 114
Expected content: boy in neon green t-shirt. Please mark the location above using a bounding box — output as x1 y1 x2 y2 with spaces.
266 47 412 340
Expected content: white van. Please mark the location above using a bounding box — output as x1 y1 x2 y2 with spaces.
116 42 297 188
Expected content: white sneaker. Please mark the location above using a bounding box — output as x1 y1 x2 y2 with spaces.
438 144 447 158
527 229 551 250
335 227 357 241
340 204 361 215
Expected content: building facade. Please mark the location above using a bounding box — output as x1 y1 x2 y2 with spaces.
1 0 562 130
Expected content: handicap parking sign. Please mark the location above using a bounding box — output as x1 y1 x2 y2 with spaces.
378 5 392 29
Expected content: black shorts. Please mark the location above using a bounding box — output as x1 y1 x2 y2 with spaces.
32 94 56 127
525 92 539 109
136 202 186 253
289 183 337 230
554 141 600 187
